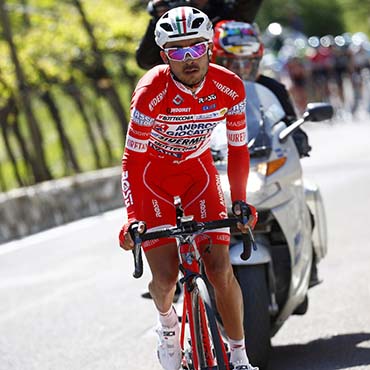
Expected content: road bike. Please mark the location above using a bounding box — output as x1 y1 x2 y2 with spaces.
130 196 254 370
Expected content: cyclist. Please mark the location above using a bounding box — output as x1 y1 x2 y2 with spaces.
136 0 264 70
119 6 258 370
212 20 312 157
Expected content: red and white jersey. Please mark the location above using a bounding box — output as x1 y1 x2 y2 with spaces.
122 63 249 226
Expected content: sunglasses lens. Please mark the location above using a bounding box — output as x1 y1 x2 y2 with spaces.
166 43 208 61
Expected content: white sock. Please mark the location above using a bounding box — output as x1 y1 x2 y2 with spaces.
158 306 178 328
229 338 249 366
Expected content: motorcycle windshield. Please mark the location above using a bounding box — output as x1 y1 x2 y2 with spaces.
210 81 285 156
244 81 286 144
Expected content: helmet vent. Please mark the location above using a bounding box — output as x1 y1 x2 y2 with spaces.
191 18 204 30
160 23 173 32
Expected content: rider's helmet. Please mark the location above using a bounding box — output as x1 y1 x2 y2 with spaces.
212 20 264 80
155 6 214 48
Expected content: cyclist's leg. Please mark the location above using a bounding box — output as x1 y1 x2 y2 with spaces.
134 159 183 312
183 158 256 368
143 233 182 370
202 244 257 368
145 244 179 313
202 245 244 341
182 157 243 340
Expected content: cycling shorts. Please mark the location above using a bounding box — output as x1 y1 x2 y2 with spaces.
135 154 230 251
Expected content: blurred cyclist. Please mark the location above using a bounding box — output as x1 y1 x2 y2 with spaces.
212 20 311 157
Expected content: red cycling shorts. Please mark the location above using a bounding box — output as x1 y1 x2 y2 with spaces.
135 153 230 252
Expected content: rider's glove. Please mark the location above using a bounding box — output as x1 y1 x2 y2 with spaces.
232 201 258 229
118 223 130 248
119 221 147 249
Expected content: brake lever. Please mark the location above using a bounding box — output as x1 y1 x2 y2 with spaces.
233 201 257 261
129 222 146 279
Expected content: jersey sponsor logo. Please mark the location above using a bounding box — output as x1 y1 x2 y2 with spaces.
152 131 207 146
228 119 245 128
202 103 216 111
198 93 217 104
212 80 239 100
148 87 167 111
173 94 184 105
159 122 217 137
121 171 133 207
150 137 204 152
157 108 227 122
166 107 191 113
199 199 207 219
227 128 247 146
143 239 159 248
215 174 226 208
154 123 170 132
130 127 149 137
158 114 193 122
216 234 230 242
131 108 155 126
228 99 246 115
126 136 148 152
152 199 162 218
194 108 227 120
149 142 182 158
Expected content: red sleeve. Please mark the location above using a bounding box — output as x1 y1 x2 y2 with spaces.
121 69 165 224
226 77 249 203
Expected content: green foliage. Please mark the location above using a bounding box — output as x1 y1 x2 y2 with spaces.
256 0 346 36
1 0 368 191
338 0 370 35
0 0 150 191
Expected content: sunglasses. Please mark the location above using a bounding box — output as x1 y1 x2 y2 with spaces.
164 41 209 62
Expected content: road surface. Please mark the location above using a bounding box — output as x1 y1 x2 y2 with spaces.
1 117 370 370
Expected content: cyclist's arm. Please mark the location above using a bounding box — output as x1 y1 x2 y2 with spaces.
226 76 249 203
121 84 156 242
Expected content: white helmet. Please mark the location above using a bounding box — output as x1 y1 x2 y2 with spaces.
155 6 214 49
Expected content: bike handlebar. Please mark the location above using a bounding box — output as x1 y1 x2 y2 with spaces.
130 215 256 279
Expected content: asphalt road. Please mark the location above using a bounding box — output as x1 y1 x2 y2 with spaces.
1 117 370 370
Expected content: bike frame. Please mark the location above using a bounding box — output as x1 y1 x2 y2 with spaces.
130 196 252 370
177 233 229 369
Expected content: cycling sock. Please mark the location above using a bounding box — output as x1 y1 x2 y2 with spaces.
229 338 249 365
158 305 178 328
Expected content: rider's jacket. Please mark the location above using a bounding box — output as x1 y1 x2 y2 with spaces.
122 63 249 232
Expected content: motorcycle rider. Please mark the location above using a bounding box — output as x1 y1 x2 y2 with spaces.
136 0 264 70
212 20 321 286
212 20 312 158
119 6 258 370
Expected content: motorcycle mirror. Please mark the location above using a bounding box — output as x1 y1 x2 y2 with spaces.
279 102 334 143
303 103 334 122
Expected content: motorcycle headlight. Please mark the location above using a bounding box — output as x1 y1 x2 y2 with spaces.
247 170 265 193
247 157 286 201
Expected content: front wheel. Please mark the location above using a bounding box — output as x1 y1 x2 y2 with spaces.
190 276 230 370
233 264 271 370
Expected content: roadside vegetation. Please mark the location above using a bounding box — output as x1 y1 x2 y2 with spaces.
0 0 368 191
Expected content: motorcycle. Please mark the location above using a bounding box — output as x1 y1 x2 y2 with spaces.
209 80 333 369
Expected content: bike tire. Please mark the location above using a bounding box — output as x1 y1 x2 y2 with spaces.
191 276 229 370
233 264 271 370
